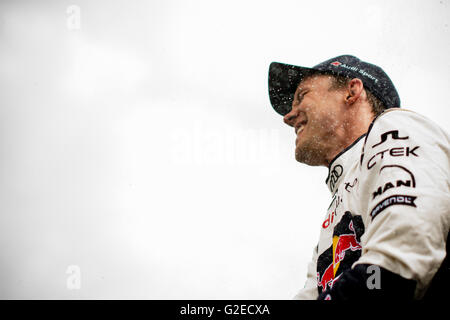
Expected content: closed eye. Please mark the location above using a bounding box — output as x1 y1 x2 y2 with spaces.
295 90 308 104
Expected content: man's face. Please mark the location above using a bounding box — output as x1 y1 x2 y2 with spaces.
283 74 346 166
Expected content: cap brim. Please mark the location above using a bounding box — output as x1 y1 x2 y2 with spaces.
268 62 316 116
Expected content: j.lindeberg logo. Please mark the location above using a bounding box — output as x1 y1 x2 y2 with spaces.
330 61 342 66
372 130 409 148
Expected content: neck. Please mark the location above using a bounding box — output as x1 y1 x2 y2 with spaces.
323 107 374 167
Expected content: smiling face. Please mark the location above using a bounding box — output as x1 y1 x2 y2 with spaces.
283 74 348 166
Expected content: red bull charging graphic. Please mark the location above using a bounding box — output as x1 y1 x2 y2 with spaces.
316 212 364 293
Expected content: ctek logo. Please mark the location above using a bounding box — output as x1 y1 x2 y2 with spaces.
367 146 420 170
330 61 342 66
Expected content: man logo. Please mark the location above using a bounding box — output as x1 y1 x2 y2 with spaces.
372 165 416 199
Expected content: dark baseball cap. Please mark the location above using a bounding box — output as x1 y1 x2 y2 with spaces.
268 55 401 116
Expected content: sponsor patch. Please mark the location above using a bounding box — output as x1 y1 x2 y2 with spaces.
372 165 416 199
328 164 343 192
345 178 358 193
316 212 364 293
372 130 409 148
367 146 420 170
370 195 417 220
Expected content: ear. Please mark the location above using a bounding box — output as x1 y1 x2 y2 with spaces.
345 78 364 105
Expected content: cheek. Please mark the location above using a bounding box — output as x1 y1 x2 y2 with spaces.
309 109 340 134
319 97 342 122
303 95 341 130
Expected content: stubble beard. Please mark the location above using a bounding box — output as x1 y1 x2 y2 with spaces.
295 137 328 166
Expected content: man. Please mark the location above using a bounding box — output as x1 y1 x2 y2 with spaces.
268 55 450 300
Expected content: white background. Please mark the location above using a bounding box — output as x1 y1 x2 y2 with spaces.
0 0 449 299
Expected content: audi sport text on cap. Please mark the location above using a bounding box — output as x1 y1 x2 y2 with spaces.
268 55 401 116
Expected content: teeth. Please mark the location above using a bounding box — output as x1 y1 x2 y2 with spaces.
296 124 305 134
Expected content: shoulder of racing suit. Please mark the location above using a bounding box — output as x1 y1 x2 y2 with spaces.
317 108 450 300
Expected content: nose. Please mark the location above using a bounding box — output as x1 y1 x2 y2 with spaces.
283 108 297 127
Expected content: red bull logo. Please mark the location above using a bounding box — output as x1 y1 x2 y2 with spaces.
317 221 362 291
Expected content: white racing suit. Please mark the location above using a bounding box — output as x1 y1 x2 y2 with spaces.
294 108 450 300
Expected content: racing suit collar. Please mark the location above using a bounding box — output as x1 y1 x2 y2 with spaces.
325 134 366 194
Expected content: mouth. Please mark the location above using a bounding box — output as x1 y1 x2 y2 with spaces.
295 121 307 136
295 121 307 146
